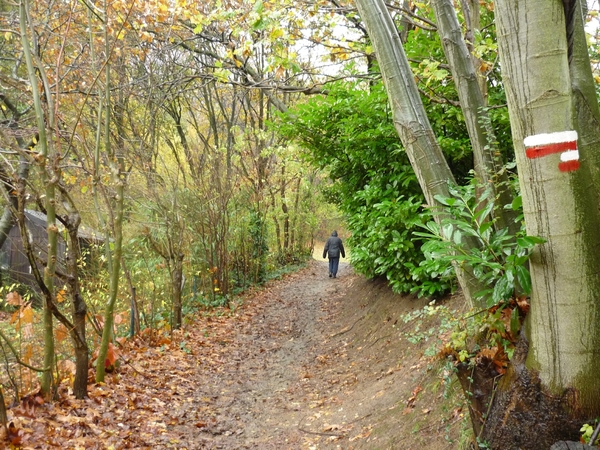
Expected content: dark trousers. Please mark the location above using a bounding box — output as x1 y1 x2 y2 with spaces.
328 257 340 276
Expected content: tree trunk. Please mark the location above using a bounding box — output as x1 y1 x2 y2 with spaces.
171 251 184 329
0 386 6 432
96 159 125 382
0 95 29 249
19 0 56 398
64 213 88 399
431 0 518 234
354 0 484 306
270 190 282 256
397 0 415 44
0 157 28 249
459 0 487 98
479 2 600 447
96 8 126 381
289 176 302 252
569 0 600 194
280 166 290 254
121 257 140 337
0 195 14 251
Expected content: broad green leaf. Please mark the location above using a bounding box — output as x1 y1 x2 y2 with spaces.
511 195 522 211
442 223 454 240
492 276 512 304
434 194 451 206
505 267 514 283
479 220 494 236
515 265 531 295
517 235 545 249
453 230 462 245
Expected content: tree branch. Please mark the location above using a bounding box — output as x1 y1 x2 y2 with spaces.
0 328 50 372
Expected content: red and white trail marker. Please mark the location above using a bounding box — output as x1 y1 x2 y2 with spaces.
523 131 579 172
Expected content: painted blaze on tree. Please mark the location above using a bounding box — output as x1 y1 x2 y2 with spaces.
523 130 580 172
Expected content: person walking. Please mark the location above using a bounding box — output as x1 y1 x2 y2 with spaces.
323 230 345 278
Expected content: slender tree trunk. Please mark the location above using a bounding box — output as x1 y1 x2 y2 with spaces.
270 190 282 255
354 0 484 305
96 161 125 382
0 95 27 249
0 386 7 432
65 217 88 399
459 0 487 98
290 176 302 252
397 0 415 43
19 0 56 397
96 1 126 381
0 154 29 249
280 166 290 253
171 251 184 329
479 2 600 447
431 0 518 234
0 163 18 250
121 257 140 336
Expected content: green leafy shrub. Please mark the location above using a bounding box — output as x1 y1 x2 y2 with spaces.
414 179 543 307
348 191 422 292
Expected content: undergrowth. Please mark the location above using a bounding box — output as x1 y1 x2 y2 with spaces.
399 178 547 447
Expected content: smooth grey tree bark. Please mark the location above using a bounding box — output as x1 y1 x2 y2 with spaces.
479 1 600 446
431 0 518 235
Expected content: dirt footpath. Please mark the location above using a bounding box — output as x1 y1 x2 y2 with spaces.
8 259 465 449
169 259 465 449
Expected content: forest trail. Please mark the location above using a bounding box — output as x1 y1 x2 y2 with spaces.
8 259 465 449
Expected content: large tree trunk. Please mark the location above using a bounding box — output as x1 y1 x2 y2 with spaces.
479 2 600 447
354 0 483 306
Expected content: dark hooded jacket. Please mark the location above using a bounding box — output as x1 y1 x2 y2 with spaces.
323 231 345 259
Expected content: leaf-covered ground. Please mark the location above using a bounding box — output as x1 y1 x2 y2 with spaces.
3 259 467 449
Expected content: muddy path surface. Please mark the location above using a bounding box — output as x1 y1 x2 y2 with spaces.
183 259 359 449
8 259 465 449
163 259 464 449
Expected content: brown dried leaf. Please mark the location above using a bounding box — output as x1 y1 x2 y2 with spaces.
56 289 66 303
406 384 422 408
6 291 22 306
7 422 22 444
105 343 119 369
516 296 530 315
55 323 69 343
21 305 34 325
